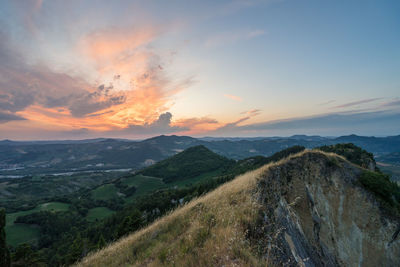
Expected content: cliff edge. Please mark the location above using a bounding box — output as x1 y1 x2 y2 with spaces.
77 151 400 267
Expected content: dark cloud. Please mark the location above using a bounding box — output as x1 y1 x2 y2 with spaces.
211 111 400 136
212 116 251 134
118 112 187 135
69 85 126 117
0 30 128 121
0 111 25 123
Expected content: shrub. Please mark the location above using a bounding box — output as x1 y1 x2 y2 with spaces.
359 170 400 215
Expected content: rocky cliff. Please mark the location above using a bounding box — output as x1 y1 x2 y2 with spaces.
254 152 400 267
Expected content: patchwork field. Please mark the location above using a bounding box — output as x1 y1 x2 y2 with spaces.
91 184 120 200
378 162 400 181
86 207 115 222
122 175 165 201
6 202 70 246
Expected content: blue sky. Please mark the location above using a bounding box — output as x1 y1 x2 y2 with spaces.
0 0 399 139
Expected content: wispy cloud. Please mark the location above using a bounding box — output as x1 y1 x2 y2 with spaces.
241 109 261 116
224 94 243 102
332 98 381 109
318 100 336 106
381 99 400 108
210 110 400 136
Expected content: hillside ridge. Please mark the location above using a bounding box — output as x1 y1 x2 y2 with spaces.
77 150 400 266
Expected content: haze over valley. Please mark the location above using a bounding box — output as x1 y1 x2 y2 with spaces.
0 0 399 266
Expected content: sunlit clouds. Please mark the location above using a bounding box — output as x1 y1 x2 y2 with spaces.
0 0 399 139
224 94 242 102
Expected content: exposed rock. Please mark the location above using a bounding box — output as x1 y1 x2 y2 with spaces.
254 152 400 267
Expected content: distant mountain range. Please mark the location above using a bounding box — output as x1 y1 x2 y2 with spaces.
1 134 399 175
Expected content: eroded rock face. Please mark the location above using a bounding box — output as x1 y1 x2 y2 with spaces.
255 152 400 267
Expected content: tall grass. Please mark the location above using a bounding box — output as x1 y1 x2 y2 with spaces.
76 150 354 267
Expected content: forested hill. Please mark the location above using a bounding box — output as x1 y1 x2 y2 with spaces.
1 145 306 266
139 145 235 183
77 150 400 267
1 134 400 176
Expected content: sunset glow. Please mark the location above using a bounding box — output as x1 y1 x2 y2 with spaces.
0 0 399 139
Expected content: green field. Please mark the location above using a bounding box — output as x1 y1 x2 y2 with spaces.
169 168 224 188
378 162 400 182
6 201 70 246
122 175 165 200
91 184 120 200
86 207 115 222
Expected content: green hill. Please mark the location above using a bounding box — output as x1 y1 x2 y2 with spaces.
317 143 377 170
77 150 400 267
6 144 391 266
139 145 235 183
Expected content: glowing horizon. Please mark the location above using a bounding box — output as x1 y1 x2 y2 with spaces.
0 0 399 140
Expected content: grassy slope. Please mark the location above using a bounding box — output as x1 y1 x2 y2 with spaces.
86 207 116 222
77 166 266 267
122 175 165 201
79 150 376 267
78 150 332 267
89 146 235 203
91 184 120 200
6 202 70 246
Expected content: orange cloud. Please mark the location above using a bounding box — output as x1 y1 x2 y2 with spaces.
1 25 194 136
173 117 220 135
78 26 161 90
224 94 242 102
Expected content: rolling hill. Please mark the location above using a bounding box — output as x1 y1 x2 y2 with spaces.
2 134 400 177
2 145 308 265
77 150 400 267
139 145 235 183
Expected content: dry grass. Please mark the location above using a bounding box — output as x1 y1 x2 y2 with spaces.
76 150 344 267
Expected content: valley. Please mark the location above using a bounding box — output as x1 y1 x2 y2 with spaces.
0 135 399 266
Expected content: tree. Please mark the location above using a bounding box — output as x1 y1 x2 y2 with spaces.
117 209 143 238
0 208 10 267
11 243 44 267
67 233 84 265
96 234 106 250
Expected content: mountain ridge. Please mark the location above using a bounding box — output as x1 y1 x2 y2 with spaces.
2 134 400 176
77 150 400 266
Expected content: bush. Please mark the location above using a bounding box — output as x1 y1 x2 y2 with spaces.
318 143 375 169
359 170 400 215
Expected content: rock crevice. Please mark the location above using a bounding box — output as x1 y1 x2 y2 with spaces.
253 152 400 267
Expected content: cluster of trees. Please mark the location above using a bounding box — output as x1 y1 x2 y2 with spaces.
318 143 377 170
359 170 400 216
140 145 235 183
1 208 10 267
318 143 400 216
4 145 367 266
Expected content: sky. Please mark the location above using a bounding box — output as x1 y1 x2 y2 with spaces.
0 0 399 140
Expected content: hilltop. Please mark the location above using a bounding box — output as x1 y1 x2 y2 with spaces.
1 145 305 259
139 145 235 183
77 150 400 266
2 134 400 177
1 142 399 266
